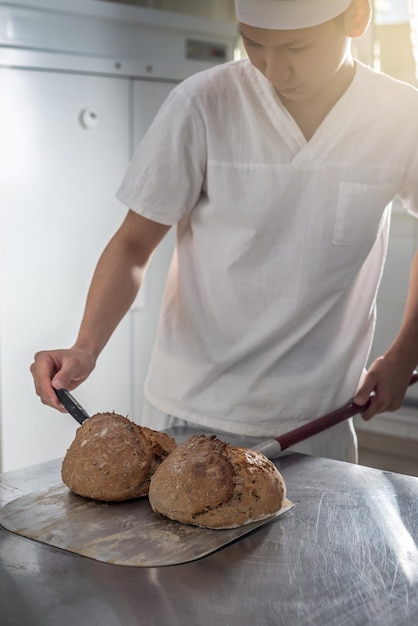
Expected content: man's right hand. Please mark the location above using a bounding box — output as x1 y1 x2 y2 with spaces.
30 210 171 413
30 347 96 411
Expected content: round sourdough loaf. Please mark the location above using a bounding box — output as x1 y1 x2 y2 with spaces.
61 412 176 501
148 434 286 528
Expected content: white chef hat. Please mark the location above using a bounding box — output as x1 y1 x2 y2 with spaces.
235 0 354 30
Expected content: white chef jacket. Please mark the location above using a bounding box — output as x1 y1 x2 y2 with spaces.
117 59 418 460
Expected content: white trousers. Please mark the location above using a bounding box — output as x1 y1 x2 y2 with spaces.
141 400 358 464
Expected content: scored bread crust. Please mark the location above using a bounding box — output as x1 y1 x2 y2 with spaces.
61 412 176 501
148 434 286 529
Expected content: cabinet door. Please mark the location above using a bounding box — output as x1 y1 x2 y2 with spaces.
129 79 177 421
0 68 131 470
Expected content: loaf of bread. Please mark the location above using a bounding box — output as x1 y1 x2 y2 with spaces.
148 434 286 529
61 412 176 501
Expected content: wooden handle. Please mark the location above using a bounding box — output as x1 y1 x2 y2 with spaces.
276 370 418 452
54 388 90 424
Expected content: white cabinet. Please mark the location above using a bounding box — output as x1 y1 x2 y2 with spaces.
128 80 177 422
0 71 181 471
0 68 132 470
0 0 237 471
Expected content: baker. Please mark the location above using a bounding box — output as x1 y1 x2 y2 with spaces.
31 0 418 463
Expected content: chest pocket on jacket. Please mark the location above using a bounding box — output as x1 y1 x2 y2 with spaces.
333 182 394 245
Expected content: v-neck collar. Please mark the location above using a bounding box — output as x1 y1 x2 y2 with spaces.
247 60 362 159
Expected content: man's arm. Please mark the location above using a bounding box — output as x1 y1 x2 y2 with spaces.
30 210 171 410
354 249 418 420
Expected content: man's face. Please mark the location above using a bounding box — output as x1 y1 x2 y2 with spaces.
239 19 352 103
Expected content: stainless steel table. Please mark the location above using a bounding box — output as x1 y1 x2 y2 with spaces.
2 427 418 626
